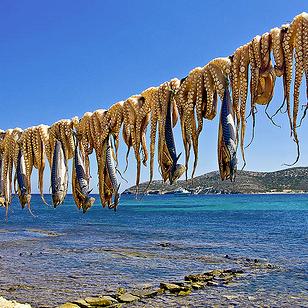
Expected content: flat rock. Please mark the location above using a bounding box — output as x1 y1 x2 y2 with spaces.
160 283 182 292
118 293 139 303
58 304 80 308
85 296 116 306
131 288 159 298
71 299 91 308
160 282 191 293
178 290 191 296
185 273 214 282
191 282 205 289
209 269 223 276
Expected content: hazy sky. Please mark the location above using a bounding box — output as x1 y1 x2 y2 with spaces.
0 1 307 193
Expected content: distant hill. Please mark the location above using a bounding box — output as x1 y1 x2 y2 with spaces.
124 167 308 195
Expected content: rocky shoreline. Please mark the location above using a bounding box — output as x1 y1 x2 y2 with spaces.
2 255 307 307
58 267 245 308
55 257 281 308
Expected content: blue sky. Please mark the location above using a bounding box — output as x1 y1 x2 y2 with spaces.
0 1 307 193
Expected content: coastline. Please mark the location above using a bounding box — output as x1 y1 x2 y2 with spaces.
1 194 307 307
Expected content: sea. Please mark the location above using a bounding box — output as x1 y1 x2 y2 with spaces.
0 194 307 307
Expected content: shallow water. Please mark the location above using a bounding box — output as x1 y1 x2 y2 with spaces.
0 194 307 307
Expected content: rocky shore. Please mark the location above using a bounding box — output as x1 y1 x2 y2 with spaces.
2 255 307 307
57 257 282 308
0 296 31 308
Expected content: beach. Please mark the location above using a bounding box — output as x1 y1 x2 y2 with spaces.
0 194 307 307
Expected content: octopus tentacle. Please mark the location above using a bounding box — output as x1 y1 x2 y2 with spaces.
142 87 159 185
288 15 304 165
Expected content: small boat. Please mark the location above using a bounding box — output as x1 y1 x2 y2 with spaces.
172 188 191 195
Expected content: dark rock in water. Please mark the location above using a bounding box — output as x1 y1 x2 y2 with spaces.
159 282 191 293
157 242 172 247
117 293 139 303
185 273 214 282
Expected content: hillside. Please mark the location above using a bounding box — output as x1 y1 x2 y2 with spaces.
124 167 308 194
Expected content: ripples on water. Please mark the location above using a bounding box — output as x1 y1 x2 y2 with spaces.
0 194 307 307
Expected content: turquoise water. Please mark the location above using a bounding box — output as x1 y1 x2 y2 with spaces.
0 194 307 307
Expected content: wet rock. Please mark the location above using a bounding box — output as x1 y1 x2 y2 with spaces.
209 269 223 276
116 287 126 295
131 288 159 298
85 296 117 306
191 282 205 289
221 274 234 281
160 282 191 294
117 293 139 303
58 303 79 308
156 288 165 294
71 299 91 308
178 290 191 296
185 273 214 282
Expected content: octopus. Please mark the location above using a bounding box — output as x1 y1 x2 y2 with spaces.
247 32 276 147
141 86 160 185
122 95 151 190
278 13 308 165
230 43 250 166
174 67 203 179
2 128 23 217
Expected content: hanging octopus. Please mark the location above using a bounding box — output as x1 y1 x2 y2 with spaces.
247 32 276 147
122 95 150 190
230 43 250 166
174 67 204 179
2 128 23 216
141 86 160 185
105 101 124 161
